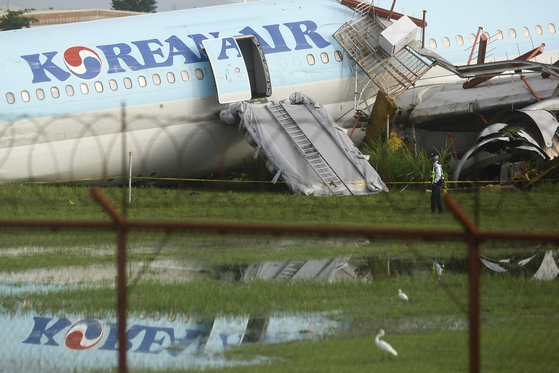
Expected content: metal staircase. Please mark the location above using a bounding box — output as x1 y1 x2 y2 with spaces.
276 261 307 281
266 102 353 196
333 4 433 99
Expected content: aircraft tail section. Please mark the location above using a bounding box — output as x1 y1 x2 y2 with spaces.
220 93 388 196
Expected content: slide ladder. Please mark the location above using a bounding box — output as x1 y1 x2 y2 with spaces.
276 261 307 281
267 102 353 196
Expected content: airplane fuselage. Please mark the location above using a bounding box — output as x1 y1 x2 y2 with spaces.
1 0 557 183
0 0 364 183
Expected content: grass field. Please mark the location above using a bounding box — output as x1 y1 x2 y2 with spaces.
1 183 558 372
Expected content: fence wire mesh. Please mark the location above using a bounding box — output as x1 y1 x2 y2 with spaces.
0 112 558 373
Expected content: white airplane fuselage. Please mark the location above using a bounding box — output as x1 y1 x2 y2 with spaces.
0 0 364 183
0 0 557 183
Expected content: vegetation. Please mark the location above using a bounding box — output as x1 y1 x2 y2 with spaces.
1 172 558 372
361 138 455 185
2 275 557 373
111 0 158 13
0 9 38 31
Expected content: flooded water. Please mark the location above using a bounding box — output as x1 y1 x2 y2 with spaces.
1 248 552 372
0 281 338 372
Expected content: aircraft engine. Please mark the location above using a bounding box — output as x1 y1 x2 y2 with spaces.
454 107 559 183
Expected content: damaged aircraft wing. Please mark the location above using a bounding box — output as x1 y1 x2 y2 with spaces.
453 103 559 182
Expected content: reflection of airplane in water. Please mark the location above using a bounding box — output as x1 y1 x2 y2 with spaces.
2 280 337 371
5 251 556 371
1 0 558 187
8 309 336 371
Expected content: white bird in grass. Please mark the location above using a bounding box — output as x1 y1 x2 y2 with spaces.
375 329 398 359
398 289 408 302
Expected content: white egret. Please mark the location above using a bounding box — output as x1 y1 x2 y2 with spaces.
375 329 398 359
398 289 408 302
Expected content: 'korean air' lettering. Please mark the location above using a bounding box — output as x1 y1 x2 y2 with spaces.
20 20 331 84
21 316 239 356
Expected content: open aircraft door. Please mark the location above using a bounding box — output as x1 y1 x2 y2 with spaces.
203 36 271 104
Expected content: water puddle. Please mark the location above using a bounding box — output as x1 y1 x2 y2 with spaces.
0 281 338 372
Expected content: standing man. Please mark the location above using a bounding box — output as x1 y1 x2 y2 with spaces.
430 153 444 213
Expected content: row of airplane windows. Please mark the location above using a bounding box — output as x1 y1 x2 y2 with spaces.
5 51 344 105
6 69 205 105
429 23 557 49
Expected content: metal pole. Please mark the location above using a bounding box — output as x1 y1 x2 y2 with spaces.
422 11 426 49
386 114 390 143
469 236 480 373
128 152 133 203
89 189 128 373
387 0 396 21
117 224 128 373
443 196 480 373
467 27 483 66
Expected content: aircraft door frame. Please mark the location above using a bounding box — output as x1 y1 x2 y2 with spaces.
203 37 252 104
203 35 271 104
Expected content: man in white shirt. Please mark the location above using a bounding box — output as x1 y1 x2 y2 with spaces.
430 153 444 213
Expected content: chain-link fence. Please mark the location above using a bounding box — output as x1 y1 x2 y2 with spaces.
1 112 558 373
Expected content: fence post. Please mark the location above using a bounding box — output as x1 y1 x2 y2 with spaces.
90 188 128 373
442 195 480 373
468 236 480 373
129 152 133 203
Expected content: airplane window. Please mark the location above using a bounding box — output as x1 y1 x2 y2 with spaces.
455 35 464 46
442 37 450 48
6 92 15 104
51 87 60 99
522 27 530 37
429 38 437 49
167 72 176 83
109 79 118 91
36 89 45 100
181 70 190 81
535 25 543 36
65 85 74 97
138 76 147 87
152 74 161 85
95 81 103 93
320 52 329 64
21 90 30 102
468 33 475 44
80 83 89 95
195 69 204 80
307 54 315 65
509 28 517 39
124 77 132 89
334 50 343 62
548 23 556 34
496 30 504 41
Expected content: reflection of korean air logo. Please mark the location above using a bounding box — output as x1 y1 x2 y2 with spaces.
64 319 104 350
63 46 103 80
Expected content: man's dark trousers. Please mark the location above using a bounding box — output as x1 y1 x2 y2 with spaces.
431 183 443 213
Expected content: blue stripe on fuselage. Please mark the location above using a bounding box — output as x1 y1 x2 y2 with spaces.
20 20 333 84
1 0 352 118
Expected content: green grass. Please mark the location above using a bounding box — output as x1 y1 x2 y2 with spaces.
1 184 559 372
0 184 558 268
2 275 550 373
3 273 557 320
1 183 558 228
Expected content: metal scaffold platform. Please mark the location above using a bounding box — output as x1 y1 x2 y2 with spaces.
333 1 434 99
